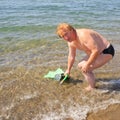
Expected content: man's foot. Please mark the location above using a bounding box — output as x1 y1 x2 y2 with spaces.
85 86 94 91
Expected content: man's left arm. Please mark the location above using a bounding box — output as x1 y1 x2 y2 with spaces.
86 47 99 66
82 36 101 72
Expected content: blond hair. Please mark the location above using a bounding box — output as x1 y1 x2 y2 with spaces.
56 23 75 38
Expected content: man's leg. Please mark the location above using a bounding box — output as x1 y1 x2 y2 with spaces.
78 54 112 91
78 60 95 91
82 71 95 91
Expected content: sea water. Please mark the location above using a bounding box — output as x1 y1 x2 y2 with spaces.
0 0 120 66
0 0 120 119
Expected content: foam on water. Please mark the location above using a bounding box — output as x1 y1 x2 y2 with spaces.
0 79 120 120
33 103 90 120
1 98 120 120
0 103 15 119
33 79 120 120
19 92 38 100
33 98 120 120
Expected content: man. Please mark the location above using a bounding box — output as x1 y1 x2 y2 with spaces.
56 23 115 91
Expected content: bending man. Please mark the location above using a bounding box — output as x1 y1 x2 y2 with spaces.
56 23 115 91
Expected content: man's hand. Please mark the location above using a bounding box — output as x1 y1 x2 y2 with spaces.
64 69 70 75
81 63 90 73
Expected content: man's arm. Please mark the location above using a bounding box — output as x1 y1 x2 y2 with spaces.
65 44 76 75
81 32 101 72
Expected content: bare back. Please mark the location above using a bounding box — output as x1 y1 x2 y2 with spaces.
69 29 110 55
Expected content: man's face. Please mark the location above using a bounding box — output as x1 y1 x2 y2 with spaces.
61 30 73 42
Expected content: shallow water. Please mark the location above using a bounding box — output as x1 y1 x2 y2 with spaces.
0 0 120 119
0 40 120 119
0 65 120 120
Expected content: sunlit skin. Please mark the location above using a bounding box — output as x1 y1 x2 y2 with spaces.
57 23 113 91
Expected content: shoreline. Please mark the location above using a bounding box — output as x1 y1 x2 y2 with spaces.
87 103 120 120
0 66 120 120
0 39 120 119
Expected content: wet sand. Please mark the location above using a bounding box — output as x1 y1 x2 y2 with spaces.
87 104 120 120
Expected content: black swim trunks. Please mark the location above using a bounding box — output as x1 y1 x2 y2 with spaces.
102 44 115 57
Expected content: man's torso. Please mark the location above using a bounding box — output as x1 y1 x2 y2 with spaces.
69 29 110 55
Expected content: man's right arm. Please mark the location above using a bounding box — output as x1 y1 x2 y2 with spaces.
65 45 76 75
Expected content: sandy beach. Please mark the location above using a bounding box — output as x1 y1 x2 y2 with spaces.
87 104 120 120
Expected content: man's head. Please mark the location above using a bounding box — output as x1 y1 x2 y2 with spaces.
56 23 76 42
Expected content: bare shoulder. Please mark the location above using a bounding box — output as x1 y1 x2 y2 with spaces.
76 29 104 41
76 28 97 35
76 29 93 42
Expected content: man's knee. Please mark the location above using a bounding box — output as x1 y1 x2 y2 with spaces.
78 61 86 69
78 61 93 73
